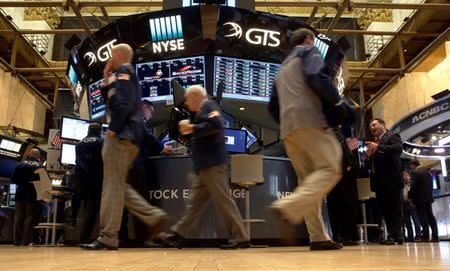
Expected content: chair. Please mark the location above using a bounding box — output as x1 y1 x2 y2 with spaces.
33 168 66 246
356 178 381 244
230 154 265 240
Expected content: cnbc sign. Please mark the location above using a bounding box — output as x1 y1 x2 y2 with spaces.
149 15 185 53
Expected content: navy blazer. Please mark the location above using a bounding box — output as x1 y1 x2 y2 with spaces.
369 130 404 193
409 167 434 204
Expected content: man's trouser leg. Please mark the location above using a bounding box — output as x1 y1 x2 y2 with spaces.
171 173 211 237
124 183 167 231
14 201 25 245
98 137 138 247
304 199 331 242
200 165 249 243
271 128 342 226
425 203 438 239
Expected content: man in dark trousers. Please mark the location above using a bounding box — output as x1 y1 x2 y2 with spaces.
71 123 103 243
402 171 421 242
366 118 404 245
161 85 250 249
327 130 359 246
408 160 438 242
11 148 43 246
81 43 167 250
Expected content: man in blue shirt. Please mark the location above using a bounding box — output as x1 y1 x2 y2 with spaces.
11 149 43 246
161 85 249 249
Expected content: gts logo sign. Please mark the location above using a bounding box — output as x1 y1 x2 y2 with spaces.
223 22 281 47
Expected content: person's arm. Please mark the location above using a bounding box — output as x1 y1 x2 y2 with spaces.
107 73 135 135
193 103 223 138
302 46 342 107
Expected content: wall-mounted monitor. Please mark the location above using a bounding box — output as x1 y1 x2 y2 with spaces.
213 56 280 102
61 117 92 141
137 56 205 102
0 135 26 161
60 143 76 166
87 79 106 120
224 128 247 153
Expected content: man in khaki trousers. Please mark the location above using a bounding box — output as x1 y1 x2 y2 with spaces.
81 44 167 250
268 28 346 250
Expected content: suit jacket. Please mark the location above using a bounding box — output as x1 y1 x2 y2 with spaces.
369 130 404 193
409 167 434 205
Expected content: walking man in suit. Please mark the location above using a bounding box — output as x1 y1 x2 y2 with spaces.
366 118 404 245
81 43 167 250
409 160 439 242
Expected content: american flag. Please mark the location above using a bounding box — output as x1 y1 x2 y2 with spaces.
346 137 359 151
52 132 63 149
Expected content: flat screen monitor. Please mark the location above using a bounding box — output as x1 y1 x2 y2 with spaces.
224 129 247 153
213 56 280 102
60 143 76 166
61 117 92 141
222 111 234 128
136 56 205 102
87 79 106 119
9 184 16 194
0 135 25 160
67 65 79 86
241 127 257 149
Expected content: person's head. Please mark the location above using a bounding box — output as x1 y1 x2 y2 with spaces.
142 100 155 121
402 171 410 184
87 123 101 137
369 118 387 138
409 159 420 170
290 28 315 47
28 148 40 160
110 43 133 70
184 85 208 112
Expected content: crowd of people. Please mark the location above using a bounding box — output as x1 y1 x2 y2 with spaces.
9 28 439 250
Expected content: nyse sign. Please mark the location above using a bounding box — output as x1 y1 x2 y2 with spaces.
150 15 185 53
223 22 281 48
84 39 117 66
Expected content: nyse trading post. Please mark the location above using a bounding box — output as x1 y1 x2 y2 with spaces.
137 56 205 102
214 56 280 102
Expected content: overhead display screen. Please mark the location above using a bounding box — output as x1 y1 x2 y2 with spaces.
87 79 106 120
214 56 280 102
137 56 205 102
0 135 25 160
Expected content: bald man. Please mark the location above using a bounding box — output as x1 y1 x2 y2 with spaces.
11 148 43 246
161 86 250 249
81 44 167 250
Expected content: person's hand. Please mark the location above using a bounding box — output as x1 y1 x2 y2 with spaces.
103 60 113 82
179 120 193 135
106 130 117 138
162 145 174 154
365 141 378 153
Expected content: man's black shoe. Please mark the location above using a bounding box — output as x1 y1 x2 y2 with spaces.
384 237 402 245
147 215 168 242
220 241 251 250
80 240 118 251
310 240 343 250
430 238 439 243
159 232 184 249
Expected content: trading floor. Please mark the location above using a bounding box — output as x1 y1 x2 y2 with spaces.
1 243 449 271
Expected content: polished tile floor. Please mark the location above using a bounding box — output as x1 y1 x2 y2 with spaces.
1 242 449 270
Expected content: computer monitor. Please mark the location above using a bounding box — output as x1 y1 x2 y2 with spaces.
136 56 205 102
61 117 92 141
224 129 247 153
87 78 106 120
213 56 280 102
9 184 16 194
60 143 76 166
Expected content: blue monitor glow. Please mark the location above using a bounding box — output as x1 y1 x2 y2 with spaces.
60 143 76 166
213 56 280 102
137 56 205 102
224 129 247 153
67 65 79 86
